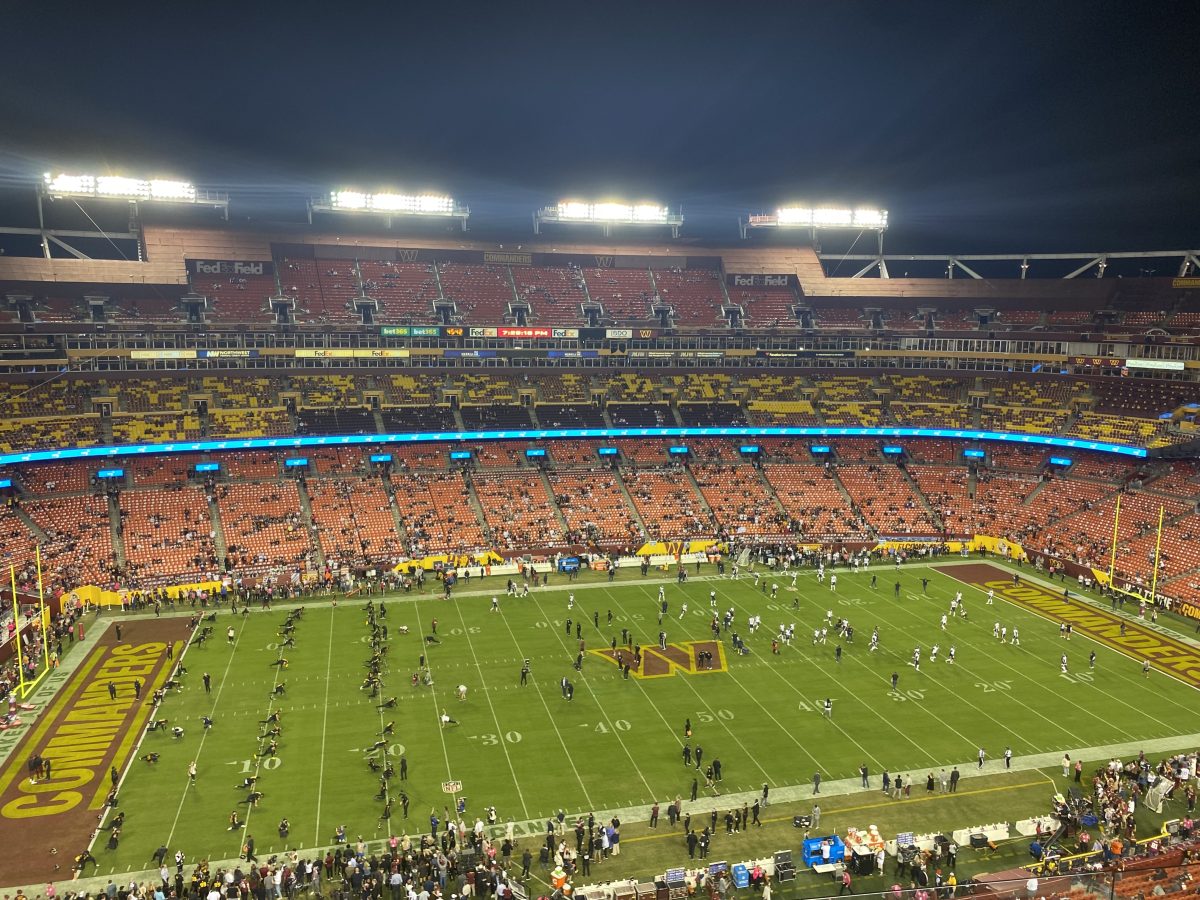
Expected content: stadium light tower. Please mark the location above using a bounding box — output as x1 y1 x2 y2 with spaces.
19 171 229 260
534 200 684 238
41 172 228 214
740 206 889 244
309 190 470 231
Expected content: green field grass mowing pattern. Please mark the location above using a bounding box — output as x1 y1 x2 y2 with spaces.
102 563 1198 872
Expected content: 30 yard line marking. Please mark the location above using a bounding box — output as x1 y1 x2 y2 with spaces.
450 600 531 820
314 605 337 844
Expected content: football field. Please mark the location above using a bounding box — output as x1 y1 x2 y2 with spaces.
96 560 1199 873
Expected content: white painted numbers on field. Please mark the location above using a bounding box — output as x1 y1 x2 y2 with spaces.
469 732 523 745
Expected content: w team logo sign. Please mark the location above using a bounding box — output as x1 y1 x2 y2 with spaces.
591 641 727 679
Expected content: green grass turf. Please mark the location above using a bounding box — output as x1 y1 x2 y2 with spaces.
99 563 1199 874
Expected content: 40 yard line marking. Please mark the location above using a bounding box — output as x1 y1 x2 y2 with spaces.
491 598 594 810
598 584 774 787
536 590 657 798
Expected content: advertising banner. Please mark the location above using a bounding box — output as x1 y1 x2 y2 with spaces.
294 348 411 359
186 259 274 276
380 326 442 337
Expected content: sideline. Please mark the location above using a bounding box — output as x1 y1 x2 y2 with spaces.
38 728 1200 897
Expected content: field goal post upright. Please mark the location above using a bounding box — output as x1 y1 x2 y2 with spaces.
10 564 26 697
1107 494 1122 588
1149 505 1165 604
36 544 50 670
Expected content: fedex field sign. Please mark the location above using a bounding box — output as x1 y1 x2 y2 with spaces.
189 260 272 276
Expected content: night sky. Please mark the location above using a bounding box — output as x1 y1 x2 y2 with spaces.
1 1 1198 252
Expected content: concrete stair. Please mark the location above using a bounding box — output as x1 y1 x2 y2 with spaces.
12 505 51 544
539 471 572 538
829 467 876 538
207 491 228 566
898 464 944 530
294 479 326 569
612 468 649 539
378 474 411 552
461 472 494 543
681 466 720 531
107 493 127 570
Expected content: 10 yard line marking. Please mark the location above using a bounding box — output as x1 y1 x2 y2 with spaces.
314 605 337 844
165 620 248 848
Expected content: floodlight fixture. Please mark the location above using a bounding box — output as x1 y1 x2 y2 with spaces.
741 205 889 238
311 189 469 230
43 172 205 205
40 171 226 223
536 199 682 236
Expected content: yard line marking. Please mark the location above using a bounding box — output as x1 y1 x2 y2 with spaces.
873 614 1091 748
411 602 456 800
941 565 1199 723
532 591 657 798
799 569 1106 752
895 579 1150 743
490 600 594 809
630 582 841 772
709 582 935 769
165 619 249 849
371 610 396 835
596 585 774 787
239 620 292 853
314 605 337 845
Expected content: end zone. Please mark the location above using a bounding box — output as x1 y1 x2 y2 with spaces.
0 619 184 885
